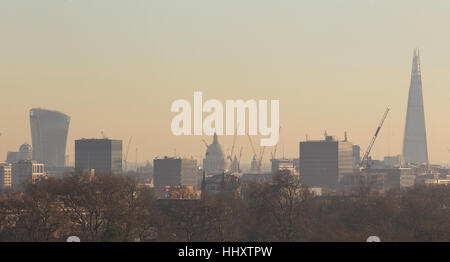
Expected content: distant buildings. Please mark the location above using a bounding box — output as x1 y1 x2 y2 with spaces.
11 160 46 189
203 173 241 197
364 168 416 193
240 172 273 184
271 158 297 175
202 133 225 175
6 143 33 164
383 155 403 168
299 134 353 188
229 155 240 173
136 161 153 184
6 152 18 164
75 138 122 174
153 185 200 200
402 49 429 164
18 143 33 162
153 157 198 187
0 163 12 189
30 108 70 167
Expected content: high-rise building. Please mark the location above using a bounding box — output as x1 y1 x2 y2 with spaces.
402 49 428 164
11 160 46 189
299 134 353 188
0 163 12 189
30 108 70 167
153 157 198 187
75 139 122 174
202 133 225 175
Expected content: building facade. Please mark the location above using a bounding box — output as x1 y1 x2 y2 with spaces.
30 108 70 167
271 158 297 175
0 163 12 189
12 160 46 189
402 49 429 164
153 157 198 188
299 135 353 188
75 139 123 174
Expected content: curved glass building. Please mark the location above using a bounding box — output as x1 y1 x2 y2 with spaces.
29 108 70 167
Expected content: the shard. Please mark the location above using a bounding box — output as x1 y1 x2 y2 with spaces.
402 49 428 164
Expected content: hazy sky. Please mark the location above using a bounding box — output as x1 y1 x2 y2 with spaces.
1 0 450 166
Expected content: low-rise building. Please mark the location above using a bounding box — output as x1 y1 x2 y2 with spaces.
0 162 12 189
12 160 46 189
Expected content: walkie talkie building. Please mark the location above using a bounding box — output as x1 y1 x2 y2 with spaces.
29 108 70 167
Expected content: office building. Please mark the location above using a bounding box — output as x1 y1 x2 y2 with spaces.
30 108 70 167
6 152 18 163
75 138 122 174
299 134 353 188
153 157 198 187
12 160 46 189
0 163 12 189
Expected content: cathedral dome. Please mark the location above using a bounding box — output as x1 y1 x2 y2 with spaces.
206 133 224 158
203 133 225 175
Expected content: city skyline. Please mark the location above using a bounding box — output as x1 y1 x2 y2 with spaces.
1 1 450 165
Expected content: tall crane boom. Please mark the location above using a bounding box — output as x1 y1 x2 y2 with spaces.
247 134 257 158
124 136 133 171
228 130 237 162
258 147 265 173
360 108 390 169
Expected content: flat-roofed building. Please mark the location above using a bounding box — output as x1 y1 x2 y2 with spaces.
153 157 198 188
271 158 297 175
12 160 46 189
299 135 353 189
0 163 12 189
75 139 122 175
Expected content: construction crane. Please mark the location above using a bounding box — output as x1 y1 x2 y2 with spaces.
201 139 209 148
258 147 265 173
227 130 237 162
360 108 390 169
237 146 243 172
270 145 277 160
247 134 265 173
101 131 108 139
123 136 133 171
270 126 281 160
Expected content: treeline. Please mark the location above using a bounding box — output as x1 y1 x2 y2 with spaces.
0 172 449 242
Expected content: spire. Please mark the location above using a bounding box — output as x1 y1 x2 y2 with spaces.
201 170 207 199
412 48 421 77
402 48 428 164
213 132 218 144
